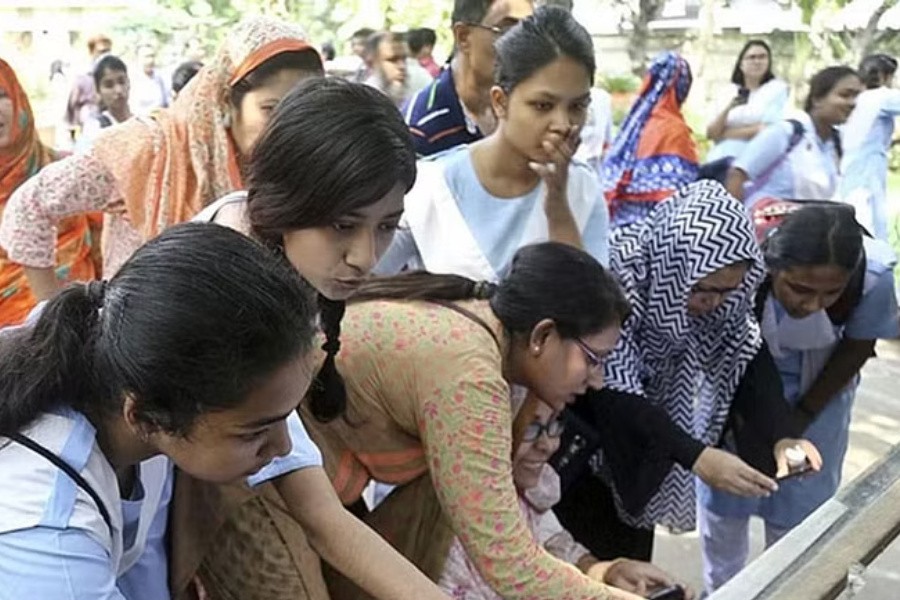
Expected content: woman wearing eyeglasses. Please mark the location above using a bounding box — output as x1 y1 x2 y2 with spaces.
301 242 644 600
554 180 821 563
439 397 695 599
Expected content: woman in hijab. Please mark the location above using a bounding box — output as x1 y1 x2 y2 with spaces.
0 16 323 292
0 58 100 326
554 180 820 562
601 52 699 229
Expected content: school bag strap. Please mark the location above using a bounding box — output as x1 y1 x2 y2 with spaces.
8 432 114 534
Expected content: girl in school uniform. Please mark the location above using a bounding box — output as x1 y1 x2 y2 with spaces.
839 54 900 241
0 223 449 600
698 203 900 592
726 66 863 211
377 6 610 279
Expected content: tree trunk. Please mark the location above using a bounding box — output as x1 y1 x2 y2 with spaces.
853 0 899 61
626 0 665 75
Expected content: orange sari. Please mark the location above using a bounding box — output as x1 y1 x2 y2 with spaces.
0 17 316 279
0 59 98 326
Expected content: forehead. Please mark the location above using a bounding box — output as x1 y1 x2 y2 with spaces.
743 45 768 56
511 55 591 96
698 262 748 287
781 263 850 287
484 0 534 25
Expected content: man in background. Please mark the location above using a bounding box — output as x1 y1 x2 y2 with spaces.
402 0 533 156
131 43 170 116
65 33 112 140
364 31 411 107
408 28 440 78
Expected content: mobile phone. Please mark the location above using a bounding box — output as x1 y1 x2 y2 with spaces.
777 458 813 481
648 585 685 600
735 87 750 105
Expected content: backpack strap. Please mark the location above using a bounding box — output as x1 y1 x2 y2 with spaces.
8 432 114 534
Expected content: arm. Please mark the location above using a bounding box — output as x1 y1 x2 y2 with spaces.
418 353 633 599
798 268 900 423
718 123 765 142
534 126 585 250
273 467 449 600
725 167 750 201
706 101 738 142
797 338 876 418
726 121 794 202
0 528 127 599
0 154 122 300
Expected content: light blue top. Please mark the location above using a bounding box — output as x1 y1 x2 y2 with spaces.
838 87 900 240
0 409 320 599
706 79 790 162
700 244 900 529
734 112 840 209
376 146 610 276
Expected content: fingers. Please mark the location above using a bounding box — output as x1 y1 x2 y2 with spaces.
738 466 778 496
775 451 790 479
801 440 824 471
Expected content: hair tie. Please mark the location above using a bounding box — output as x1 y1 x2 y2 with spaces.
87 280 108 308
321 337 341 356
473 281 496 300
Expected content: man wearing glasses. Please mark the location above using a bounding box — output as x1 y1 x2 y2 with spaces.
403 0 533 157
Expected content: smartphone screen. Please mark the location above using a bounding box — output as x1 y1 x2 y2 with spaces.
648 585 685 600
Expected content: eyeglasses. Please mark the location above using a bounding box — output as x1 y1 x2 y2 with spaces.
521 416 565 442
464 20 519 36
690 283 739 300
575 338 603 370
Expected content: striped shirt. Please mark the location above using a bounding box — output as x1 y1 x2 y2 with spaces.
403 67 482 157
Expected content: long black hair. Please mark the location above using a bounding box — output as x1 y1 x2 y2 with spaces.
0 223 318 438
246 77 417 423
353 242 630 339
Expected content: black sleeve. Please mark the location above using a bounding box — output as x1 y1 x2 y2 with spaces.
725 343 799 475
570 387 706 516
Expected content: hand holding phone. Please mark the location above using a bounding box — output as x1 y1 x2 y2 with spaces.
733 87 750 106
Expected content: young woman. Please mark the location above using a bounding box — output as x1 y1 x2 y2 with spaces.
77 54 133 152
553 180 822 562
0 58 98 326
378 6 610 278
305 242 639 600
0 223 448 600
0 15 323 287
170 77 420 599
705 40 790 162
839 54 900 241
438 398 696 599
726 66 862 211
602 51 699 229
699 203 900 591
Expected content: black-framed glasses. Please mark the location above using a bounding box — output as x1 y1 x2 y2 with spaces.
575 338 603 370
689 283 739 299
464 20 519 36
522 416 565 442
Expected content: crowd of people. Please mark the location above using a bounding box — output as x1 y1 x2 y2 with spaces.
0 1 898 599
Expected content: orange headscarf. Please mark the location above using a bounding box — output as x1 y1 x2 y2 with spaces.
93 17 316 240
0 59 97 326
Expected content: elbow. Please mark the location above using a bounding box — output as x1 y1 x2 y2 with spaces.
706 125 722 143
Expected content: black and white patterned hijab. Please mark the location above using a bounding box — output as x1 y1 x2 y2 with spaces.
604 179 765 530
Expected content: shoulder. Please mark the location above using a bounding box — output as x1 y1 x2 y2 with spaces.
0 412 106 534
193 191 249 227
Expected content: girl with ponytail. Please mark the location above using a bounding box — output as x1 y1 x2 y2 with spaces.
0 223 448 600
178 76 422 598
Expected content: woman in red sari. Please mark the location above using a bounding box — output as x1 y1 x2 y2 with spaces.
0 58 99 325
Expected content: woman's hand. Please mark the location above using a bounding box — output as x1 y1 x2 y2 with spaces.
531 125 581 205
692 447 779 497
532 125 584 250
774 438 823 479
590 559 696 599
